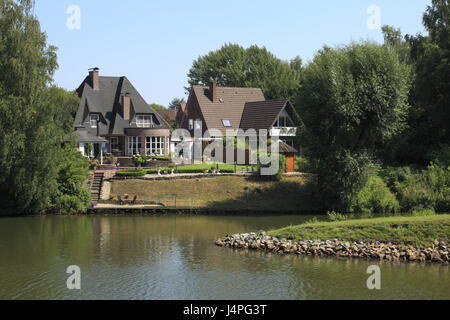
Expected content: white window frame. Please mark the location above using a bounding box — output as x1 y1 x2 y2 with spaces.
127 136 142 155
145 137 165 156
90 114 99 128
136 115 153 128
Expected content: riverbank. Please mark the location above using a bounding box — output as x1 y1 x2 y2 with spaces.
109 175 320 212
215 215 450 264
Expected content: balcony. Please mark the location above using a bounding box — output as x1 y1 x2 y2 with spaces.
270 127 297 137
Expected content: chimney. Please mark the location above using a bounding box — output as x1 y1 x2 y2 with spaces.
122 93 130 120
89 67 99 90
210 81 217 103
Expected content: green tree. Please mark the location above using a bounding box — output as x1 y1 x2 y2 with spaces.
0 0 86 215
297 42 411 211
401 0 450 165
149 103 166 111
168 97 186 110
187 43 302 101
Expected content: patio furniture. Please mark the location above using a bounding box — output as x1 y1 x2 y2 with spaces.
131 195 137 204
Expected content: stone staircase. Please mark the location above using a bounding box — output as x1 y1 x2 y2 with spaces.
90 172 104 201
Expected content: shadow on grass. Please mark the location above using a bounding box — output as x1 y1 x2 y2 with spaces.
206 176 323 214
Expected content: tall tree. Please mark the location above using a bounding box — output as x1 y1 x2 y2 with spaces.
297 42 411 211
386 0 450 165
0 0 68 214
187 43 302 101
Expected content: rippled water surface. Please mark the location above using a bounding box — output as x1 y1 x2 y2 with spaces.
0 215 448 300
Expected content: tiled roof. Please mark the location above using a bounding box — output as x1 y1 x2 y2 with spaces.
192 85 265 135
74 75 170 136
240 99 289 131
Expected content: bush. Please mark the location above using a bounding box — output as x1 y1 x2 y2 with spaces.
383 163 450 213
116 169 147 177
352 177 400 214
295 156 314 173
327 211 348 222
54 195 86 214
411 209 436 217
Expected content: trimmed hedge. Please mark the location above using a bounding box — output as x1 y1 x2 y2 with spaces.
116 169 147 177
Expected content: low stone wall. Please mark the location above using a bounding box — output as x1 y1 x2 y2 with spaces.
215 233 449 264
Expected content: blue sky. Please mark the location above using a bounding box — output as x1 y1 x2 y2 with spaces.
35 0 430 106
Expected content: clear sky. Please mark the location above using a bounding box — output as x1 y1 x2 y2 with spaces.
35 0 430 106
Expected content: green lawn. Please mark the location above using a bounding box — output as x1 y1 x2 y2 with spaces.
268 214 450 247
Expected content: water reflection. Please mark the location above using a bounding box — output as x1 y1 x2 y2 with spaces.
0 215 448 300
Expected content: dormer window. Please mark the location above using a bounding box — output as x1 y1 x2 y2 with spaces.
136 115 153 128
90 114 99 128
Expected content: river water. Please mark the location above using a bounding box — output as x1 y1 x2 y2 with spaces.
0 215 448 300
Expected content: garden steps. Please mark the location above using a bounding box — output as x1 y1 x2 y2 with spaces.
90 172 104 201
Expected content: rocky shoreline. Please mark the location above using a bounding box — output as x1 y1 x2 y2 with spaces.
215 233 449 264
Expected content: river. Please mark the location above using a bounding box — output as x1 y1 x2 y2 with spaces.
0 215 448 300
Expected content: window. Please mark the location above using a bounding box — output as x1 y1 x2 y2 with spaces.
136 115 153 128
188 119 194 130
110 137 119 153
127 136 142 155
222 120 231 127
90 114 99 128
146 137 165 156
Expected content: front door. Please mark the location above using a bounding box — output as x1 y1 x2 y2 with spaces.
286 155 295 173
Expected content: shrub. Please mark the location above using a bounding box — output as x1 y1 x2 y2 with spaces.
351 177 400 214
327 211 348 222
116 169 147 177
295 156 314 173
411 208 436 217
54 195 86 214
383 163 450 213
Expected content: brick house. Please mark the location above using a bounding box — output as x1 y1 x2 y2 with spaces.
73 68 171 158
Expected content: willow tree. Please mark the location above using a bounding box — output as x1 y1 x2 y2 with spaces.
0 0 62 214
297 42 411 211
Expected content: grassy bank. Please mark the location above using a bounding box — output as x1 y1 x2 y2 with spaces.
268 214 450 247
110 176 319 212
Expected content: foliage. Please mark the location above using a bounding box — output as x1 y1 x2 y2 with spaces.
412 208 436 217
53 195 86 215
187 43 302 101
116 169 147 177
257 153 286 181
294 156 315 173
383 163 450 213
297 41 411 211
327 211 349 222
0 0 62 215
149 103 166 111
352 177 400 214
168 98 186 110
383 1 450 165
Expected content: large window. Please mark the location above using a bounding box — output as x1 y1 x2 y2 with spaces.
145 137 165 156
127 136 142 155
90 114 99 128
136 115 153 128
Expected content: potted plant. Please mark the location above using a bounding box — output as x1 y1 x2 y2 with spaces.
157 167 162 176
89 159 99 170
168 163 175 174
